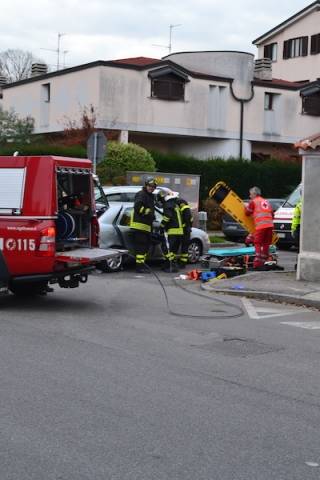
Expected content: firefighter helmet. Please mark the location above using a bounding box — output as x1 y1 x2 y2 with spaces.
144 176 157 187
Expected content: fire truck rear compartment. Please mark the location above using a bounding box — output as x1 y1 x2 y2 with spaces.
56 169 92 251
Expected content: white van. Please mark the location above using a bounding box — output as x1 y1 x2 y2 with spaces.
273 183 301 246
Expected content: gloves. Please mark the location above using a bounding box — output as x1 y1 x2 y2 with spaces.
159 225 165 235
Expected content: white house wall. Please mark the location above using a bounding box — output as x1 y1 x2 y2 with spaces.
243 85 320 144
2 67 101 133
98 66 241 139
257 9 320 82
2 60 320 160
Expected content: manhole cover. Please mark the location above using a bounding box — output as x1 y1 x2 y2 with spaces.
201 337 284 357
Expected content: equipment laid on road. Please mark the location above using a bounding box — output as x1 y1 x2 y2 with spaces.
0 155 124 296
201 244 278 271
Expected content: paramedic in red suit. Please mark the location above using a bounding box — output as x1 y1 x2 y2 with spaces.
245 186 274 269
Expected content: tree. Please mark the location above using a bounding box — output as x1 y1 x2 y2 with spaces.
0 49 44 83
97 141 156 184
62 104 97 146
0 107 34 144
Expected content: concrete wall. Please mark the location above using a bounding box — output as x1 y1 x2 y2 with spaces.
2 67 101 133
98 66 240 136
257 9 320 82
165 51 255 98
2 56 320 160
298 151 320 282
129 133 251 160
245 85 320 143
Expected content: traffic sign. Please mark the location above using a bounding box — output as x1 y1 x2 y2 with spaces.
87 131 107 173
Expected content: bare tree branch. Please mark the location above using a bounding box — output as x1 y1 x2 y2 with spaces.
0 49 45 83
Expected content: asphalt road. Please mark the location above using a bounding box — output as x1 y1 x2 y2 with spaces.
1 250 320 480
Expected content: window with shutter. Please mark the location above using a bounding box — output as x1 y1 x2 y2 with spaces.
283 36 309 59
283 40 290 59
311 33 320 55
302 36 308 56
264 43 277 61
302 94 320 116
151 73 185 100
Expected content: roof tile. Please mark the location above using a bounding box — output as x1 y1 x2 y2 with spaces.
295 132 320 150
112 56 161 66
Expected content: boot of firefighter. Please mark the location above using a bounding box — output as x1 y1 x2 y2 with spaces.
162 259 179 273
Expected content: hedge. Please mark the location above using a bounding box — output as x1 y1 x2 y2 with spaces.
0 143 87 158
151 151 301 202
97 141 155 184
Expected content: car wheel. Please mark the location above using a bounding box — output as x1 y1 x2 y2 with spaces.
97 253 123 273
188 239 202 263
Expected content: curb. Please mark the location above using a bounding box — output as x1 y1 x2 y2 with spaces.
201 283 320 310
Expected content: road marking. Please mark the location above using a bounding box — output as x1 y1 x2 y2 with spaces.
242 298 301 320
281 321 320 330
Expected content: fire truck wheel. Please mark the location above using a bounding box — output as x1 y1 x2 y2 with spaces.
9 281 49 296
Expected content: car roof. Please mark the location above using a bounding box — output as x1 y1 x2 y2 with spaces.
103 185 166 195
103 186 141 193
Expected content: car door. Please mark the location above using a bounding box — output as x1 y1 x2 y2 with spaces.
117 206 135 252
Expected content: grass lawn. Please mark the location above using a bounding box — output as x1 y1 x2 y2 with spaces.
209 235 230 243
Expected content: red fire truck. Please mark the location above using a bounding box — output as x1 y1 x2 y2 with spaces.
0 155 122 295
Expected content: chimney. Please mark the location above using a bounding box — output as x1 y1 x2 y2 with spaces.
0 76 7 99
31 63 48 77
254 58 272 81
0 75 7 86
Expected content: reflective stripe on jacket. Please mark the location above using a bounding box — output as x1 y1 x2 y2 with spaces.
246 196 273 231
130 210 152 232
291 200 302 233
161 200 184 236
130 188 154 233
177 198 193 230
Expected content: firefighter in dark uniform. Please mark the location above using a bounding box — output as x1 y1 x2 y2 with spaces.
130 176 157 273
158 191 184 273
176 197 193 268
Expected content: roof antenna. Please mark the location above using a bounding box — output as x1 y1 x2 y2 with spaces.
152 24 182 54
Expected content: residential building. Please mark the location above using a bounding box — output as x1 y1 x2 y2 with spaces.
253 1 320 82
1 1 320 161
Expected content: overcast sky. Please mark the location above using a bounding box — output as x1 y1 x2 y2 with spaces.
1 0 313 69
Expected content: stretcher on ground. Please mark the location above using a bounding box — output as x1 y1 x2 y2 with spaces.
201 244 278 272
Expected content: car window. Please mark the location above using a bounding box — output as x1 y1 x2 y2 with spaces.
269 200 284 211
282 185 301 208
106 193 123 202
119 207 133 226
124 192 138 202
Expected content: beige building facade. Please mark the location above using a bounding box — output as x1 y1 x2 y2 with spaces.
1 1 320 161
254 1 320 82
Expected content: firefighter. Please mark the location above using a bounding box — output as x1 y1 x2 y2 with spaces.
245 186 274 270
158 190 184 273
176 197 193 268
130 176 157 273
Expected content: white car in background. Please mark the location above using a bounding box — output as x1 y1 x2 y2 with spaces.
98 185 159 203
273 184 301 247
